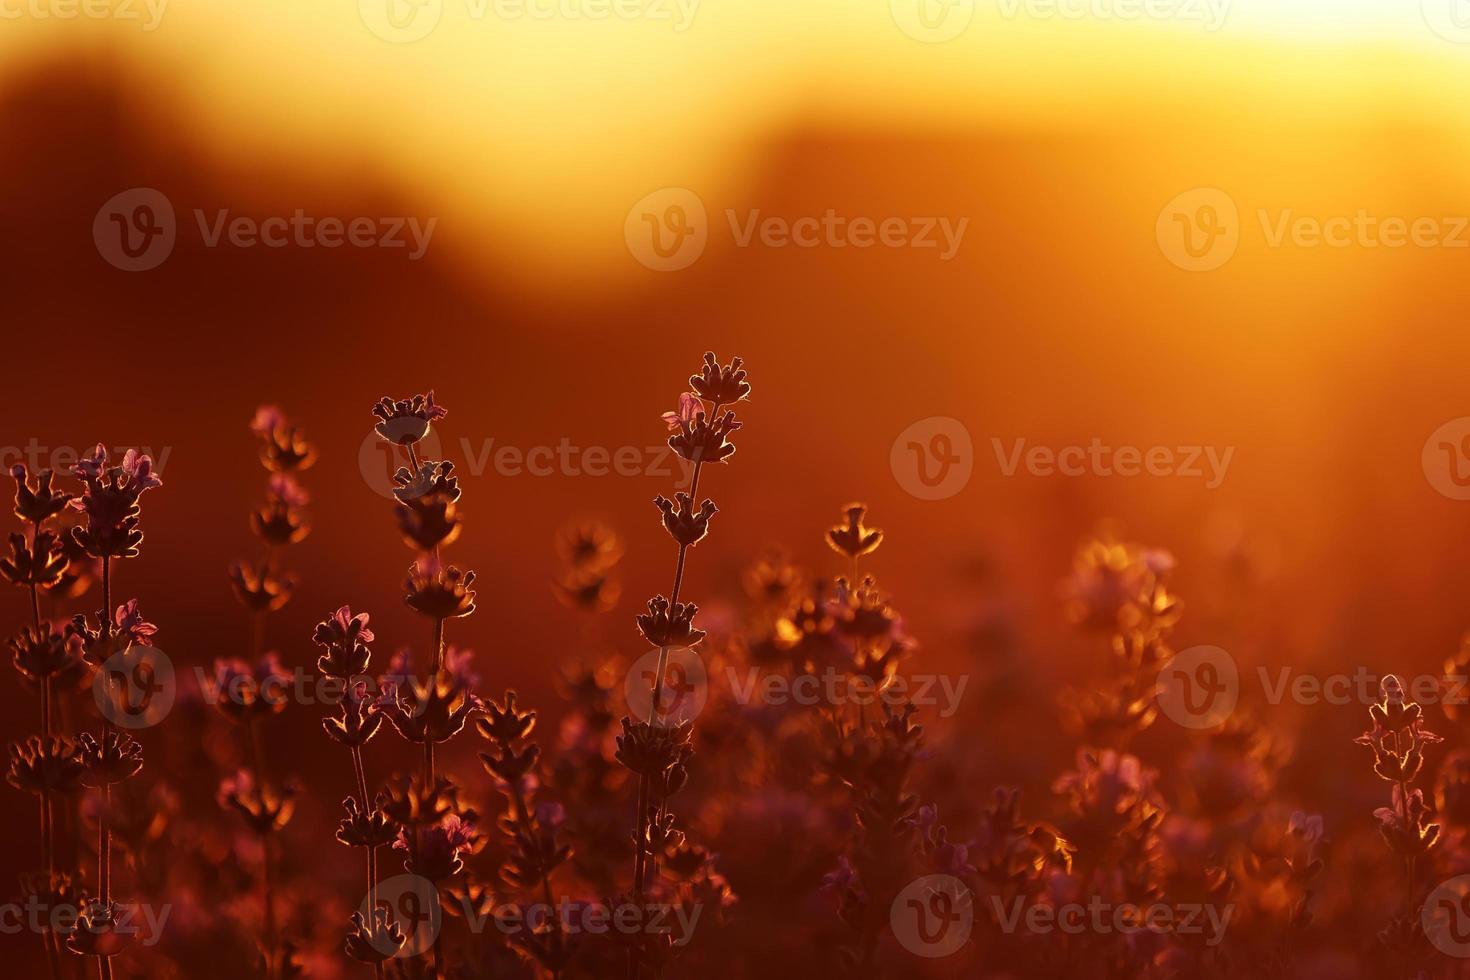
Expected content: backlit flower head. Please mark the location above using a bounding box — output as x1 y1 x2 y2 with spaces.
312 605 375 678
654 493 717 548
10 464 73 525
77 728 145 786
68 445 161 559
636 595 705 648
336 794 400 849
9 623 85 684
0 529 68 588
662 392 704 432
373 391 447 447
688 352 751 405
668 408 741 466
7 734 85 796
404 557 477 619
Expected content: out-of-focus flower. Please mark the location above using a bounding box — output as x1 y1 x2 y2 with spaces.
394 813 478 881
251 405 317 473
229 561 294 613
48 532 98 598
8 623 84 683
210 654 290 724
1373 784 1440 857
373 391 447 447
66 899 137 958
826 504 882 560
6 735 85 796
743 552 802 609
1438 751 1470 828
1061 537 1176 632
556 522 624 570
553 567 620 612
380 774 459 827
77 729 144 785
250 474 310 546
218 769 296 834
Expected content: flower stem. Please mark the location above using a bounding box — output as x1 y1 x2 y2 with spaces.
98 555 113 907
506 774 562 980
424 616 445 786
247 717 276 979
630 403 721 980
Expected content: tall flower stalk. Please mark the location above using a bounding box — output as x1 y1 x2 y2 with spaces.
65 446 162 980
316 606 402 978
4 463 80 980
620 352 749 980
372 391 483 974
221 407 313 978
1357 674 1442 944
